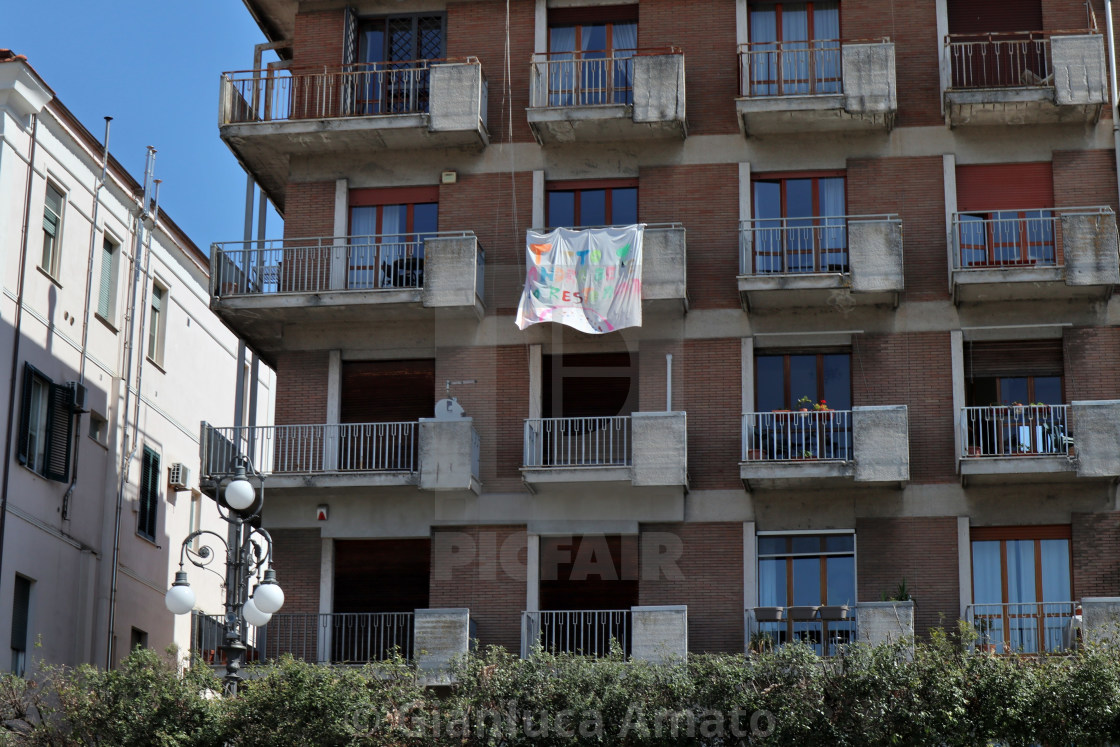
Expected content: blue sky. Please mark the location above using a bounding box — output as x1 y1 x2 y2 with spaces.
7 0 282 252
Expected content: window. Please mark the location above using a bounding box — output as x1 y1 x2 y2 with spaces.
88 411 108 445
130 627 148 652
547 8 638 106
750 351 851 460
752 174 846 273
355 14 444 114
97 236 119 321
10 576 32 676
41 183 64 276
147 283 166 365
547 180 638 228
955 163 1055 268
970 526 1072 653
17 364 73 481
349 188 438 290
746 2 841 96
757 533 855 655
137 447 160 541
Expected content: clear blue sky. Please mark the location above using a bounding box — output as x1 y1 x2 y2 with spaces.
7 0 283 253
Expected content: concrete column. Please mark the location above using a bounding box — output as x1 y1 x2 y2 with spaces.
317 537 334 664
631 605 688 663
935 0 949 116
950 329 964 468
528 344 542 420
742 521 756 653
943 154 957 293
330 178 348 289
414 608 472 685
532 170 545 228
324 351 341 471
526 533 540 613
957 516 971 620
855 601 914 651
735 0 748 48
1080 598 1120 645
533 0 547 55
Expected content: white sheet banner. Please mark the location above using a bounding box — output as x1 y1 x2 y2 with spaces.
515 225 644 334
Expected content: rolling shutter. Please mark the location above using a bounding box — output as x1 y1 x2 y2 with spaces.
956 163 1053 212
340 360 435 423
332 539 431 613
43 383 73 482
947 0 1042 34
967 339 1064 378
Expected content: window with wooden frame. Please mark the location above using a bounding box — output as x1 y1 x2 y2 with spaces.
751 173 847 273
970 525 1073 654
756 532 855 655
963 339 1068 456
746 2 841 96
354 14 445 114
547 6 638 106
17 363 73 482
41 182 64 277
546 179 638 228
147 282 167 367
349 187 438 290
752 350 851 460
137 447 160 541
956 163 1055 268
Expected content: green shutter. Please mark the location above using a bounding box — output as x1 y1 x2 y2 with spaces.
139 447 160 539
43 383 73 482
16 365 34 465
97 239 114 318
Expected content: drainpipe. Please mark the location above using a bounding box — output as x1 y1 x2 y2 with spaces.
62 117 112 520
1107 0 1120 203
0 114 39 587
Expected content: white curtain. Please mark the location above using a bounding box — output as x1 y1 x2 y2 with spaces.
758 558 785 606
813 6 841 93
781 7 810 94
749 10 778 95
549 26 577 106
820 178 847 270
971 541 1002 604
612 22 637 104
348 207 377 289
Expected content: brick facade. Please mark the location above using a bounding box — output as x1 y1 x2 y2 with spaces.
856 517 960 637
270 529 323 616
1072 511 1120 598
681 339 743 490
1064 327 1120 402
274 351 330 426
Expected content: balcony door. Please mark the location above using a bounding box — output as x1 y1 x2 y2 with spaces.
548 7 637 106
748 2 840 96
349 187 438 290
752 174 846 273
970 526 1072 653
956 163 1055 267
355 14 445 113
339 359 434 471
753 351 851 460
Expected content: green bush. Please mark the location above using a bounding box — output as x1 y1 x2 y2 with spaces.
5 636 1120 746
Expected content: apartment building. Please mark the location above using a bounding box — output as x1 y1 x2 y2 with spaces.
0 52 275 673
209 0 1120 662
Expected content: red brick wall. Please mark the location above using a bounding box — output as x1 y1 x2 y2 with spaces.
284 181 336 240
1053 150 1119 213
430 525 527 652
681 339 742 490
842 1 942 126
1064 327 1120 401
1072 511 1120 598
270 529 322 615
853 332 954 484
274 351 330 425
638 340 683 412
292 10 345 72
847 156 947 302
640 0 738 136
446 0 535 144
640 164 739 310
435 346 528 492
639 523 744 653
1043 0 1104 32
439 171 534 314
856 517 959 637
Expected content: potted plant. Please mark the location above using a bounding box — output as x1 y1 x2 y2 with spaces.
1010 400 1024 418
797 395 813 412
788 605 820 620
748 630 776 654
754 606 783 622
819 604 850 621
747 448 763 460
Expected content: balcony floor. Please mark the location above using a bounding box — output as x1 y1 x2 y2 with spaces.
736 96 894 135
737 274 898 311
527 105 686 144
952 266 1113 304
959 454 1077 485
945 88 1102 127
740 460 855 490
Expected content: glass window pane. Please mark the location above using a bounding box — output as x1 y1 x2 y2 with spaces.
785 179 814 218
581 24 607 52
1033 377 1061 405
360 29 385 63
789 354 817 408
756 356 784 411
580 189 606 226
792 557 821 605
413 203 438 234
611 188 637 225
824 534 854 552
826 556 854 606
1006 540 1036 604
999 378 1029 405
972 540 1002 604
758 558 787 606
757 536 787 556
548 191 575 227
822 354 850 410
1039 539 1070 601
791 535 821 554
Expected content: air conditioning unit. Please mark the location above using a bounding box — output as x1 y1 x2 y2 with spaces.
169 463 191 491
67 381 87 412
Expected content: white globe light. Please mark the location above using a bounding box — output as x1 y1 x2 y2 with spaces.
242 596 272 627
253 579 285 614
165 572 196 615
224 478 255 511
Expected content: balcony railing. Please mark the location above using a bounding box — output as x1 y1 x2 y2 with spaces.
265 612 414 663
739 215 901 276
522 610 631 658
946 32 1055 89
742 410 853 462
739 40 842 97
220 59 480 124
523 416 631 468
530 50 639 107
211 232 482 297
201 422 418 478
965 602 1076 654
960 405 1072 458
951 207 1113 269
746 607 856 657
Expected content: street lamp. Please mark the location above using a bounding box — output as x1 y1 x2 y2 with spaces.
165 455 283 695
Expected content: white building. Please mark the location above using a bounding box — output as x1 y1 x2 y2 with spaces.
0 50 275 672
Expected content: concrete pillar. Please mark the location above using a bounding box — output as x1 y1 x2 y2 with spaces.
630 605 688 663
414 608 472 685
317 538 334 664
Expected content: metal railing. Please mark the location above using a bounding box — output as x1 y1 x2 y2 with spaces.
523 416 631 468
189 611 265 665
945 31 1059 89
966 602 1077 654
951 207 1112 269
530 51 638 107
522 610 631 658
210 232 482 297
742 411 853 462
746 608 856 658
220 58 482 124
739 40 843 97
738 215 898 275
201 422 418 478
960 405 1072 458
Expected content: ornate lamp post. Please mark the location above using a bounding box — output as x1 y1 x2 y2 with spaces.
165 455 284 696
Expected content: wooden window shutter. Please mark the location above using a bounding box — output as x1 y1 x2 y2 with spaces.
43 383 73 482
17 365 34 466
97 241 114 318
947 0 1042 34
956 163 1053 212
967 339 1064 378
139 448 160 538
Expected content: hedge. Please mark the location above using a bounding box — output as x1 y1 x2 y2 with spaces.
3 626 1120 746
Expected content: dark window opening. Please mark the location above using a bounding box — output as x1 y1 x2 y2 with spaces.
353 14 445 114
546 182 637 228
